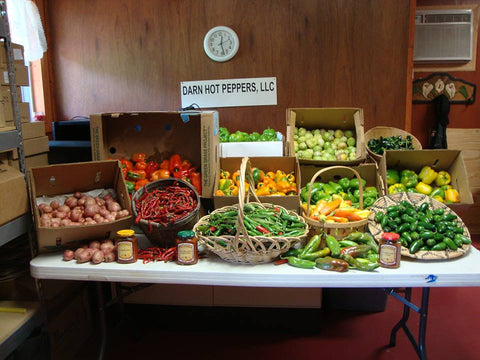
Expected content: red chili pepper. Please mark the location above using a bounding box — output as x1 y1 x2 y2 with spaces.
209 226 217 232
274 207 279 213
274 259 288 265
256 225 270 234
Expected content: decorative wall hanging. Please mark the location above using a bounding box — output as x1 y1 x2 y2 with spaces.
412 72 476 104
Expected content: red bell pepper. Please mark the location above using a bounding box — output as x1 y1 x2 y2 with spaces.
132 153 146 163
180 159 192 170
169 154 182 174
145 161 159 177
134 161 147 170
119 159 133 170
159 160 170 170
190 172 202 195
173 168 190 179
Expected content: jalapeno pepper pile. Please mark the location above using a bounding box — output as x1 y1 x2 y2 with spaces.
278 232 379 272
216 168 297 196
196 203 307 239
117 153 202 196
386 167 458 203
373 201 471 254
135 183 198 227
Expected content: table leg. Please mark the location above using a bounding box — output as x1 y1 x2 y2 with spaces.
386 287 430 360
96 282 107 360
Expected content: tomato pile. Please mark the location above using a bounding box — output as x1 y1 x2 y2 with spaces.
118 153 202 195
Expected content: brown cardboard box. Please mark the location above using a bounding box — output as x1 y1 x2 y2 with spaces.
379 150 473 205
29 160 133 252
0 43 25 64
19 102 30 122
0 164 28 225
10 152 49 170
11 135 49 159
1 64 29 86
90 111 219 198
299 163 386 195
0 85 23 123
213 156 301 212
286 108 366 165
21 121 45 139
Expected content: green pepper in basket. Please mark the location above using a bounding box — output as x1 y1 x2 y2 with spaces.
328 181 343 194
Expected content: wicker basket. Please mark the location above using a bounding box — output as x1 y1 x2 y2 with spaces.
132 178 201 248
302 166 369 240
368 192 470 260
193 157 308 265
365 126 422 163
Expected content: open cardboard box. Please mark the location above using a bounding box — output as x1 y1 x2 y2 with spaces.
90 111 219 198
299 163 386 197
29 160 133 253
286 108 366 165
213 156 301 213
379 150 473 205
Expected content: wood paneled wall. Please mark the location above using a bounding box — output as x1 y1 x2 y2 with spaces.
47 0 412 134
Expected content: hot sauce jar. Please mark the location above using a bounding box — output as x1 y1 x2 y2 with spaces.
115 229 138 264
176 230 198 265
378 232 401 268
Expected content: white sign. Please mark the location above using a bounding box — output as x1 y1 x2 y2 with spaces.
181 77 277 108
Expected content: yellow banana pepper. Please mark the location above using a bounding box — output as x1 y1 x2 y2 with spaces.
418 166 437 185
415 182 433 195
220 170 230 179
274 170 286 183
445 189 460 203
435 171 451 186
231 171 241 185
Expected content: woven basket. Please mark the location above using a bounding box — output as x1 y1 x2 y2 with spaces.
365 126 422 163
193 157 308 265
302 166 369 240
132 178 200 248
368 192 470 260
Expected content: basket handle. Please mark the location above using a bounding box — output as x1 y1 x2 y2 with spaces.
306 165 364 218
373 161 386 195
234 157 260 252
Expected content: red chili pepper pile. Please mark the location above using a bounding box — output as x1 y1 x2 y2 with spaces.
135 183 197 226
137 247 177 263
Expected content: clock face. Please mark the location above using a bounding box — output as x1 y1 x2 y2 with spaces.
204 26 239 62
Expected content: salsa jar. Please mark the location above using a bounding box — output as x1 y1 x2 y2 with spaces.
176 230 198 265
378 232 401 268
115 229 138 264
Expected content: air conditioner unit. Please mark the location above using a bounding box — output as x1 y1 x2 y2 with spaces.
414 9 473 62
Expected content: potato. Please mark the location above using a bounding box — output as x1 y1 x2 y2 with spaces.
77 251 92 263
74 248 85 260
100 241 114 253
89 240 101 250
63 249 75 261
103 252 116 263
91 250 105 264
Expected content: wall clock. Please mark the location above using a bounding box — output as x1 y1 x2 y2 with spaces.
203 26 239 62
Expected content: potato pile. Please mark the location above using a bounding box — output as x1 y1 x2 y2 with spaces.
38 192 130 228
63 239 116 264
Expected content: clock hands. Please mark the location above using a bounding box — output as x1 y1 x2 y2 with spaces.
219 35 226 55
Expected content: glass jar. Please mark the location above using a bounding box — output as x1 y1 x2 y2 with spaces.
378 232 401 268
115 229 138 264
176 230 198 265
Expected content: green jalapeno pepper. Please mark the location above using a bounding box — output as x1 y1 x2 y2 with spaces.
325 235 341 258
287 257 316 269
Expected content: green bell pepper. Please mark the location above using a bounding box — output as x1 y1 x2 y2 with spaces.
364 186 378 198
401 171 418 188
349 178 367 190
313 191 331 203
249 132 261 142
386 169 400 186
323 183 336 195
252 167 263 185
228 133 242 142
262 128 277 141
219 127 230 142
338 177 351 191
328 181 342 194
430 187 445 199
125 180 135 194
363 197 375 208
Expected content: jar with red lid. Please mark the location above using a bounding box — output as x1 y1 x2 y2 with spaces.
378 232 401 268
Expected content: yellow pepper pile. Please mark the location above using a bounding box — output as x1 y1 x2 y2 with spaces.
215 168 297 196
301 194 371 223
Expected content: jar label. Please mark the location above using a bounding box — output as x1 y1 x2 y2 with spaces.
380 244 397 265
118 241 133 261
178 243 194 263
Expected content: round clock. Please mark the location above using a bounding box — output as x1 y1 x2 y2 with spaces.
203 26 239 62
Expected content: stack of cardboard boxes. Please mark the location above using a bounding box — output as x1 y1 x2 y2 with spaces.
0 43 49 170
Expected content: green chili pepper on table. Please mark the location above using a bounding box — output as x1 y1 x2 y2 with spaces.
299 247 331 260
287 257 316 269
325 235 341 258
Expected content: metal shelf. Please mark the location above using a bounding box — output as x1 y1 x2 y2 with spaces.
0 214 30 247
0 130 20 152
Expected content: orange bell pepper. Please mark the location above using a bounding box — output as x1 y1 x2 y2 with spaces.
150 169 170 180
215 189 225 196
132 153 146 163
134 179 149 191
159 160 170 170
232 171 241 185
119 158 133 170
134 161 147 170
276 180 292 193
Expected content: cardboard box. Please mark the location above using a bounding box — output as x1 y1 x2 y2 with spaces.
11 135 49 158
0 43 25 65
0 85 23 123
21 121 45 139
220 141 283 157
286 108 366 165
29 160 134 252
10 152 49 170
1 64 29 86
299 163 386 196
19 102 30 122
90 111 219 198
0 164 28 225
213 156 301 212
380 150 473 205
